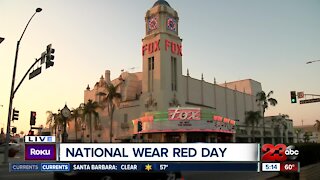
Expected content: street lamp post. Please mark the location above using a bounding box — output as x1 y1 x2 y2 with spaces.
306 60 320 64
61 105 71 143
78 103 85 142
3 8 42 164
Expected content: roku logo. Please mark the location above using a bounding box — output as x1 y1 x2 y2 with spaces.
262 144 299 161
25 144 56 160
30 148 51 155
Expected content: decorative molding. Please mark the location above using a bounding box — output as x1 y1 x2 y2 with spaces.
185 101 215 109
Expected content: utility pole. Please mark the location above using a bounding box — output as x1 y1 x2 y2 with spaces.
4 8 42 164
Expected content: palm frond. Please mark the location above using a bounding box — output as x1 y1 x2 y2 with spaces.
267 90 274 98
256 90 278 112
268 98 278 106
314 120 320 131
245 111 262 126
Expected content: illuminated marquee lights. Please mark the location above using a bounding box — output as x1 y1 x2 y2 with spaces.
133 110 236 125
131 109 236 134
213 115 236 125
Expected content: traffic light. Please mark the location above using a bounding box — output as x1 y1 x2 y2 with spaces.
137 121 142 132
12 108 19 121
30 111 36 125
291 91 297 103
12 127 17 134
45 44 55 68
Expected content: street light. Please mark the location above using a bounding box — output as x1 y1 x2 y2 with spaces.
61 104 71 143
306 60 320 64
3 8 42 164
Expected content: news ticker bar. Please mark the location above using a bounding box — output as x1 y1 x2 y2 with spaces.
22 138 260 162
9 162 259 172
261 162 299 173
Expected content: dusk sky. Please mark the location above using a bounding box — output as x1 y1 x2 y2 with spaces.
1 0 320 134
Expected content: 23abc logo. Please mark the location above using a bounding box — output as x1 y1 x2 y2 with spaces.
261 144 299 161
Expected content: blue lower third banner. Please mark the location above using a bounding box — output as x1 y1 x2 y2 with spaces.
41 163 70 172
9 162 258 172
9 163 70 172
71 162 258 172
9 163 40 172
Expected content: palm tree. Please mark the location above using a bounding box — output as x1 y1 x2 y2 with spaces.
245 111 262 142
46 111 63 136
83 99 100 143
71 107 82 141
303 132 310 143
256 91 278 143
295 128 302 143
314 120 320 132
314 120 320 143
103 83 122 143
272 114 289 144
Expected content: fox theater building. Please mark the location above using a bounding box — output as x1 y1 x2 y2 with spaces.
81 0 263 143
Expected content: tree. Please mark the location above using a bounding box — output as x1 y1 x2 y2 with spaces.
245 111 262 143
314 120 320 132
71 107 82 141
83 99 100 143
303 132 310 143
272 114 289 144
295 128 302 143
46 111 63 136
103 83 122 143
314 120 320 143
256 91 278 143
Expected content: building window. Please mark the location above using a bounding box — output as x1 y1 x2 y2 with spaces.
171 56 177 91
148 57 154 92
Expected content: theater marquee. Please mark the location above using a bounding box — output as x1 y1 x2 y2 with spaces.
132 107 236 134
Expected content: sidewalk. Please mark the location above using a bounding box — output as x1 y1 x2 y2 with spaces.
0 153 8 168
0 151 24 169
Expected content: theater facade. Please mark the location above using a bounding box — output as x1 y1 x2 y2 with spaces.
81 0 264 143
